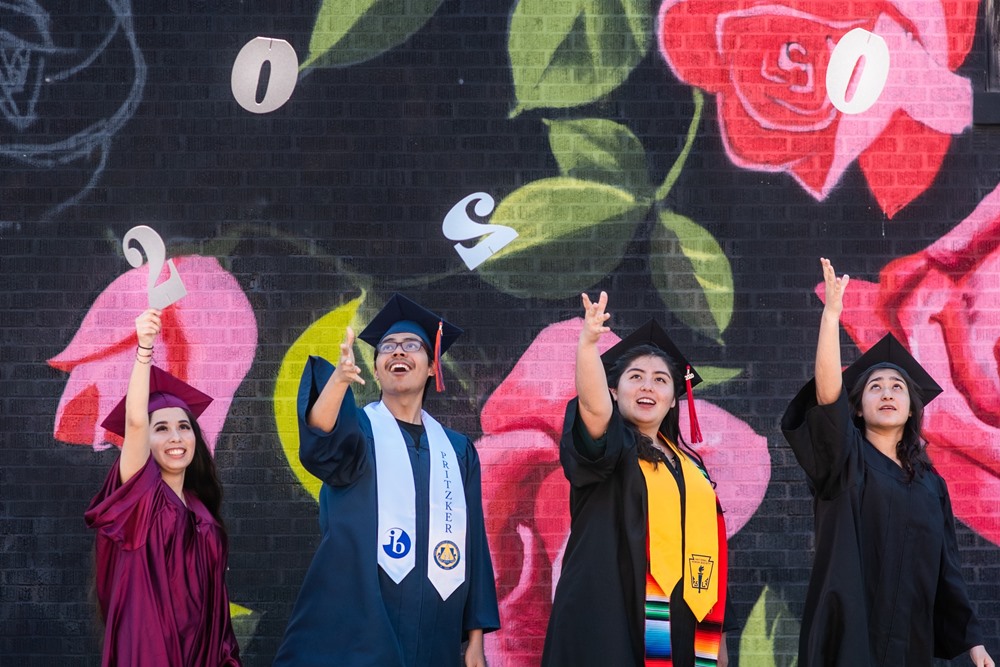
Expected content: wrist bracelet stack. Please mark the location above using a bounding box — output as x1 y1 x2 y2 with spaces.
137 343 154 365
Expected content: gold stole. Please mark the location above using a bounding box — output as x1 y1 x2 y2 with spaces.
638 436 719 621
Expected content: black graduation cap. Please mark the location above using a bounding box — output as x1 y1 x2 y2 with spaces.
358 293 463 392
101 366 214 437
842 332 943 403
600 319 704 442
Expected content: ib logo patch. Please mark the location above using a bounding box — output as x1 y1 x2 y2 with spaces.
382 528 412 559
433 540 461 570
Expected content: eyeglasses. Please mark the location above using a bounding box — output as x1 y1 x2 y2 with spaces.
377 339 425 354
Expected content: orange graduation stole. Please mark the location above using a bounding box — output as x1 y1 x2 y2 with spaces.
639 436 720 621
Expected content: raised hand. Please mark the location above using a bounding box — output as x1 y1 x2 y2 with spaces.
580 291 611 345
332 326 365 386
135 309 162 351
820 257 849 317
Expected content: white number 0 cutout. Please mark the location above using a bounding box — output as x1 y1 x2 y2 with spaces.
442 193 518 270
826 28 890 115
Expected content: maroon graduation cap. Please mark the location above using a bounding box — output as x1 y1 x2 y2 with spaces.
101 366 213 437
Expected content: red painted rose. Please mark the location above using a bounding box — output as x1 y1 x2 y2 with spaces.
658 0 977 218
478 318 770 664
825 184 1000 545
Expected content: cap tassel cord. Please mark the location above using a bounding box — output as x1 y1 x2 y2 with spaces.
434 320 445 392
685 365 702 443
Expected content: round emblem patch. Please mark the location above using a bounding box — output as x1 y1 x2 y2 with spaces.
382 528 412 559
433 540 461 570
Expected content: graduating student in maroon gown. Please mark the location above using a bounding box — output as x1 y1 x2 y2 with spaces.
780 258 994 667
84 308 241 667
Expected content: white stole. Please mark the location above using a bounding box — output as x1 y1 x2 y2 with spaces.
365 401 467 600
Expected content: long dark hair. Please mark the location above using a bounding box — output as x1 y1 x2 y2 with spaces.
847 362 931 480
183 416 226 531
606 344 712 483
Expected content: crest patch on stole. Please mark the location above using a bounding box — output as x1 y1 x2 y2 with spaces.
433 540 461 570
688 554 714 592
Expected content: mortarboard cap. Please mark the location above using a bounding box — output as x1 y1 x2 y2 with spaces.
600 319 704 442
100 366 214 437
842 333 943 404
358 293 463 392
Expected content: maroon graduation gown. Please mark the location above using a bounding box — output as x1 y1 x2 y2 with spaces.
85 456 241 667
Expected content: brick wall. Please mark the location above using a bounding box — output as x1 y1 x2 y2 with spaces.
2 1 998 665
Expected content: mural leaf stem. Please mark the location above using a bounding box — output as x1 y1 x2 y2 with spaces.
655 87 703 205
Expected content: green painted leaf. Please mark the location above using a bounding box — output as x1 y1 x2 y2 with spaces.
651 211 733 342
544 118 651 197
693 365 742 390
509 0 650 113
229 603 261 651
739 585 800 667
478 177 647 299
305 0 443 69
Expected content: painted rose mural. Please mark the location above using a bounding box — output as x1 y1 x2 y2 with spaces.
1 0 996 663
478 318 771 664
820 183 1000 546
658 0 978 218
48 255 257 453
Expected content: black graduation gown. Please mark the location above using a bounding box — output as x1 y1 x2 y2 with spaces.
541 399 734 667
781 384 984 667
274 356 500 667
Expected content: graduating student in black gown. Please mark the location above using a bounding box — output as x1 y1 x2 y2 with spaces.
542 291 735 667
780 258 994 667
274 295 499 667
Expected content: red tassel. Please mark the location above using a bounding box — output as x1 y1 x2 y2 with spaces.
685 365 702 443
434 320 445 392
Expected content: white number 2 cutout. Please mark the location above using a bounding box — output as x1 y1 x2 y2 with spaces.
442 193 518 270
122 225 188 309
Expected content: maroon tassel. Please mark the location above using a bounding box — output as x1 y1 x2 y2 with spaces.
685 365 702 443
434 320 445 392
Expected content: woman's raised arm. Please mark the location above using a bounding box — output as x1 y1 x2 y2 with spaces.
815 258 848 406
576 292 614 439
119 308 160 483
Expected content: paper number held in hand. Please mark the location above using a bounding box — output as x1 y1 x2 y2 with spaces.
122 226 188 309
442 193 517 270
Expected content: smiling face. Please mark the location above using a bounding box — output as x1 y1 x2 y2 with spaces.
148 406 196 476
858 368 912 432
374 333 435 397
610 354 677 437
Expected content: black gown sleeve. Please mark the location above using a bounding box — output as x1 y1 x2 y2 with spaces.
780 383 857 499
559 397 628 488
932 474 984 659
296 355 370 487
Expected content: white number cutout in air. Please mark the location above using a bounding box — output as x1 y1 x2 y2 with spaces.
231 37 299 114
826 28 890 115
122 226 188 309
442 193 518 270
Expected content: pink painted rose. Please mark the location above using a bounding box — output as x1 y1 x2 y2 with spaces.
48 255 257 453
821 184 1000 545
478 318 770 665
658 0 977 218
